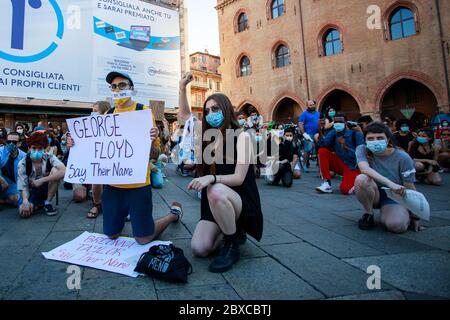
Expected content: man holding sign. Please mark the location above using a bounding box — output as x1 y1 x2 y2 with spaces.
67 72 182 245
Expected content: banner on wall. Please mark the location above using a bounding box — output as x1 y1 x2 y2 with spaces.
0 0 181 107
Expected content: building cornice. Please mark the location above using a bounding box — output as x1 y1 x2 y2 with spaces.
191 68 222 77
190 52 221 59
216 0 239 11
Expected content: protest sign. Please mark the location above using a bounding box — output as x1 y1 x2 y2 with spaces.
150 100 166 121
382 188 431 221
64 110 153 185
42 232 171 277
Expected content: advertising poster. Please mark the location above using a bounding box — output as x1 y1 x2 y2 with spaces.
0 0 181 107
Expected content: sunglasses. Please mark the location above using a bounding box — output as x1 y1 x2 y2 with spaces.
6 140 19 145
110 82 130 91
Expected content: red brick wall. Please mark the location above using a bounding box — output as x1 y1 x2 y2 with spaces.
217 0 450 121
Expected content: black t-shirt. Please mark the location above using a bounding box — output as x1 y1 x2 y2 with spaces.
394 132 414 151
279 141 296 162
1 155 17 182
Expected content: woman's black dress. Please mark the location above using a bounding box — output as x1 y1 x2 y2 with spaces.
200 139 264 242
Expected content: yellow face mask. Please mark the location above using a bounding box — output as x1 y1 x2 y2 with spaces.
112 90 133 106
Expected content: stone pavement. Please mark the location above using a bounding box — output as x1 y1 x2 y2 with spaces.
0 164 449 300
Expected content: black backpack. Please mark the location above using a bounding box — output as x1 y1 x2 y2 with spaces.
134 244 193 283
107 103 144 114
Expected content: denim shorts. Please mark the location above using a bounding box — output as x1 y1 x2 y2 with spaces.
102 185 154 238
374 187 398 209
303 140 315 153
0 182 18 199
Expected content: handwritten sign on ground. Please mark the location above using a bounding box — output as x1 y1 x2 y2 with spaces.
64 110 153 184
42 232 171 277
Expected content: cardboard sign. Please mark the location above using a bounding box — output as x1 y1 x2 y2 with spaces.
42 232 171 277
64 110 153 185
150 100 166 122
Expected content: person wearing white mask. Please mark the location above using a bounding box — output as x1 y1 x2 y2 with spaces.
316 114 364 194
355 122 422 233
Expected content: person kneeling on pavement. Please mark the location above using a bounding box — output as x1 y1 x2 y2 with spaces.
66 71 183 245
316 114 364 194
355 122 422 233
17 131 66 218
0 132 26 206
271 128 298 188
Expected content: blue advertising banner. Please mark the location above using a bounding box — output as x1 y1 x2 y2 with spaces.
0 0 181 107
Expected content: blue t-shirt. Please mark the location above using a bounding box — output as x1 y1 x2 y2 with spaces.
299 111 320 136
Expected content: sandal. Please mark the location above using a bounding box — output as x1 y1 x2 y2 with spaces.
170 202 183 222
87 202 102 219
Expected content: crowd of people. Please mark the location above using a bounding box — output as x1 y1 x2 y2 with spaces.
0 70 448 274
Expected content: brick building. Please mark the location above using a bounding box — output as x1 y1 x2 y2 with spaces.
0 0 189 130
216 0 450 127
189 50 222 118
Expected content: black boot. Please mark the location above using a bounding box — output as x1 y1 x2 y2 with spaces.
209 236 240 273
237 228 247 245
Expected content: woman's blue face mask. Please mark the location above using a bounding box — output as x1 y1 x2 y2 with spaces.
206 111 224 128
417 137 429 145
30 150 45 161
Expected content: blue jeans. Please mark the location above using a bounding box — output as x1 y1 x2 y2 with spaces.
151 161 164 189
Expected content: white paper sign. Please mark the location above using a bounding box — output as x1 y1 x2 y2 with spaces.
42 232 171 277
64 110 153 185
382 188 431 221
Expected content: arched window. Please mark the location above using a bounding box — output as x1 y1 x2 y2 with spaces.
271 0 285 19
323 29 342 56
240 56 251 77
237 13 248 32
389 7 416 40
275 45 290 68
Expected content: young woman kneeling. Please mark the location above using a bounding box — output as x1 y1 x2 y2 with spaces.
355 122 422 233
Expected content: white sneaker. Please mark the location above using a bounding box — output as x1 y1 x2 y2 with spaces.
316 181 333 194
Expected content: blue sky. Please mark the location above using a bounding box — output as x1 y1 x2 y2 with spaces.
185 0 220 55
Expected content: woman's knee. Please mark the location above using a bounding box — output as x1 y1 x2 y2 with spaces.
384 220 409 234
415 162 425 171
191 239 213 258
207 184 228 206
429 174 442 186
